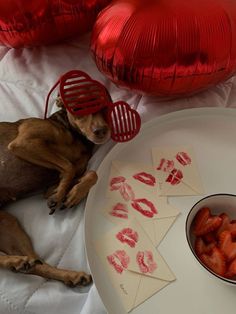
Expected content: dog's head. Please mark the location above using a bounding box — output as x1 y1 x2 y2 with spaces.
56 97 111 144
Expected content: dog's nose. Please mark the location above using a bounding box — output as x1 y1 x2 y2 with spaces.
93 126 109 138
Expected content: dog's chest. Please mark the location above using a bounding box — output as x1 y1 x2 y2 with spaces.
52 130 91 164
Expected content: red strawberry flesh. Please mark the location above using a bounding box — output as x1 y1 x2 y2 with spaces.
219 230 236 262
193 207 222 236
199 247 226 276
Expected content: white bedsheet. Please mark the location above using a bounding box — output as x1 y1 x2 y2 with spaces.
0 33 236 314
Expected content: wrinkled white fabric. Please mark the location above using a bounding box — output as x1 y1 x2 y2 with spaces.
0 33 236 314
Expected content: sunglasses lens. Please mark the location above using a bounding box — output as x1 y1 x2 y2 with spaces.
108 101 141 142
59 70 109 115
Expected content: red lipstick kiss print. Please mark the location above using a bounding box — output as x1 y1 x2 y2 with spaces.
119 182 135 201
136 250 157 274
175 152 191 166
166 169 183 185
109 203 128 219
107 250 130 274
157 158 175 172
133 172 156 186
116 227 139 248
110 176 126 191
131 198 157 218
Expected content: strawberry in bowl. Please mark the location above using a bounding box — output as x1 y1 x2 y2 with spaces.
186 194 236 284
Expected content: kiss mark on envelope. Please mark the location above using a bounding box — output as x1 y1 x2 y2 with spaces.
152 146 204 196
107 161 161 199
102 195 131 223
101 192 179 246
95 219 175 312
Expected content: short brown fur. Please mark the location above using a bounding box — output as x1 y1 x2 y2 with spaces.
0 99 110 287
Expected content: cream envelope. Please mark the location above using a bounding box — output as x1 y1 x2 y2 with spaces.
152 146 204 196
101 194 131 223
112 160 159 194
107 160 161 200
95 219 175 312
101 192 180 246
153 216 178 246
105 160 180 245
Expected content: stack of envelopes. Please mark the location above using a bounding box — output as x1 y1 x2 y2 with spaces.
95 146 204 312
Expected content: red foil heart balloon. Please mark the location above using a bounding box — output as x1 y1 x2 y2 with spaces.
0 0 111 48
91 0 236 98
45 70 141 143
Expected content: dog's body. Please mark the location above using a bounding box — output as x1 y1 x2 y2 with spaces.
0 103 110 286
0 119 58 202
0 109 93 208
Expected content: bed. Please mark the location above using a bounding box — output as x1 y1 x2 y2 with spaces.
0 33 236 314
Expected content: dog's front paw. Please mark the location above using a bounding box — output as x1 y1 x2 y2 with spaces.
7 256 31 272
44 184 57 199
63 271 92 287
62 186 85 209
62 171 98 209
47 196 62 214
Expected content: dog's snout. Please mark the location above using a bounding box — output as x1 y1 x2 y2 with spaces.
93 126 109 138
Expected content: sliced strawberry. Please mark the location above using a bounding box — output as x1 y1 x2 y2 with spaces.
225 258 236 278
215 213 236 238
203 231 216 244
219 230 236 262
193 207 222 236
199 247 226 276
195 237 216 256
228 220 236 237
216 213 231 237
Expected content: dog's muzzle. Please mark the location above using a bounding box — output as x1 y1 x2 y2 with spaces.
44 70 141 143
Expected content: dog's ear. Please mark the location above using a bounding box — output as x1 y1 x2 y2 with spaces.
55 95 64 108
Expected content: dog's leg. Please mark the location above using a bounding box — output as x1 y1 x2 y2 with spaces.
0 255 34 273
27 263 92 287
0 211 41 266
0 212 92 286
8 138 76 213
0 255 32 272
62 170 98 209
0 254 92 287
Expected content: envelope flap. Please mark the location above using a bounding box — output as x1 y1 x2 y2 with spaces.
154 216 179 246
127 248 176 281
133 276 170 309
124 220 176 282
154 197 180 218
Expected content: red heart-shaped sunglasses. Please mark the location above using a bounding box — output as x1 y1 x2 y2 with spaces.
44 70 141 143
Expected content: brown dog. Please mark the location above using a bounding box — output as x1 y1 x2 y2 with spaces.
0 97 111 287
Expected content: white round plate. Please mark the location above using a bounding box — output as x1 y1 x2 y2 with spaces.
85 108 236 314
